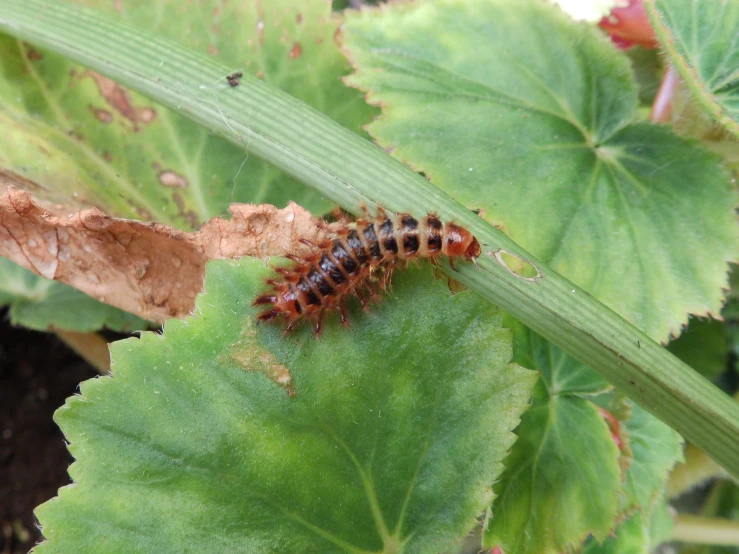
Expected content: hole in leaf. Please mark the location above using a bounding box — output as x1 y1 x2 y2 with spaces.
490 249 541 281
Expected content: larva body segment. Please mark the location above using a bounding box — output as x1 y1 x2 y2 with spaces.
254 210 481 334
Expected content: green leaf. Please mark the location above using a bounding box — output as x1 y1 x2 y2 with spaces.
0 256 146 332
668 317 728 381
34 259 537 554
0 0 375 227
620 403 683 513
645 0 739 138
3 0 739 481
484 323 620 554
341 0 737 343
582 512 649 554
626 47 663 108
581 501 673 554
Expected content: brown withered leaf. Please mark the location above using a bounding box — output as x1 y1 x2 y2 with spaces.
0 183 330 323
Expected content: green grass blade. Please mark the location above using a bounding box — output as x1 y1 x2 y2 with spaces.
2 0 738 477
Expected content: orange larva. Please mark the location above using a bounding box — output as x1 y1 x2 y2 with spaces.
254 209 481 334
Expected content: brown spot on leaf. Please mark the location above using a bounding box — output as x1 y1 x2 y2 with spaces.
80 71 156 131
208 44 219 56
90 106 113 123
0 180 329 323
138 108 156 124
26 47 43 61
157 170 188 189
288 42 302 59
296 13 303 24
228 342 294 397
0 169 47 194
172 192 200 229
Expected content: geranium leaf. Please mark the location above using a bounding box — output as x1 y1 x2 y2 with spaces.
341 0 738 342
620 403 683 514
0 0 375 227
34 260 537 553
0 257 146 332
484 323 620 554
645 0 739 138
581 501 673 554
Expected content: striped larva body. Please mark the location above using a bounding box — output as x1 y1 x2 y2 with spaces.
254 209 481 334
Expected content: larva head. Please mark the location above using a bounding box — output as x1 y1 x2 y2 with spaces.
443 223 481 261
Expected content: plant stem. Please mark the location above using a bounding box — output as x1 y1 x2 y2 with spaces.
54 331 111 374
672 515 739 546
667 443 730 498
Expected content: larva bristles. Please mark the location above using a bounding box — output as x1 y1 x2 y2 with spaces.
255 209 480 335
257 309 279 321
253 295 277 306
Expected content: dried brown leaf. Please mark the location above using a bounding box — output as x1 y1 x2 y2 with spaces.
0 179 329 323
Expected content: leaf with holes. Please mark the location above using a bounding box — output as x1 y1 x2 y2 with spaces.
484 322 620 554
33 259 537 554
0 257 146 332
645 0 739 138
341 0 738 342
0 0 376 228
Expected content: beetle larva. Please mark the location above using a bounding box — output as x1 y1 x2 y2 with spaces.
254 209 480 334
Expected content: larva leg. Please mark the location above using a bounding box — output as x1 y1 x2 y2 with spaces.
312 312 324 335
254 295 277 306
379 264 395 290
328 206 352 224
338 302 349 327
354 287 368 310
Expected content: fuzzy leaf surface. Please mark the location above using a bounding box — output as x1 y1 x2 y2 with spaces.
341 0 738 342
620 403 683 513
646 0 739 137
581 501 673 554
34 260 537 554
0 257 146 332
0 0 374 227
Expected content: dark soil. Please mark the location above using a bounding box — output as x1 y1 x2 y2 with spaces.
0 312 98 554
